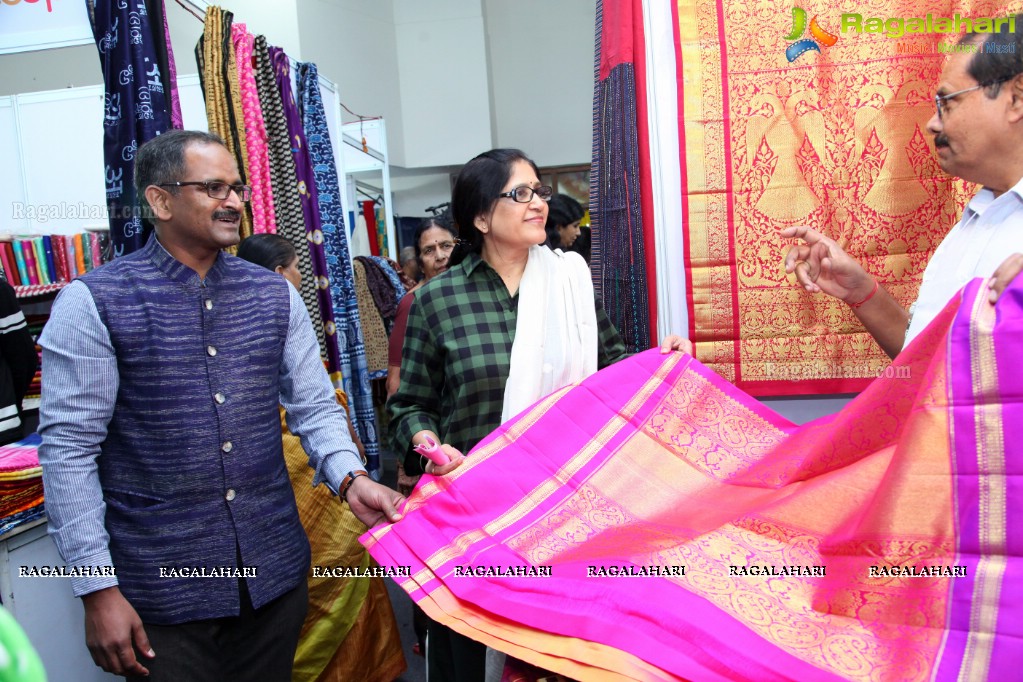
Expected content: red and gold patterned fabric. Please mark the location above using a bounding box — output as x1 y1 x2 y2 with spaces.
599 0 1022 394
676 1 1021 393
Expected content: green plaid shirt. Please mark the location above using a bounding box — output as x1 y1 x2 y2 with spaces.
387 251 627 475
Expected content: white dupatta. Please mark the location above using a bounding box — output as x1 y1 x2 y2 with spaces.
500 245 599 423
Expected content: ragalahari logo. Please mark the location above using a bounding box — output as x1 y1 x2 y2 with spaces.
784 7 839 62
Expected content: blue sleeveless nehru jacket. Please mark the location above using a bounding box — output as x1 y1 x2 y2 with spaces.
80 237 310 624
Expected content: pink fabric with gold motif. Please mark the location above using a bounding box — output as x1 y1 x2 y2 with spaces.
232 25 277 234
363 277 1023 681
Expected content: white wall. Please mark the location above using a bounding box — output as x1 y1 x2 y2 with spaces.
393 0 492 167
295 0 596 170
0 42 97 96
482 0 596 167
389 168 457 217
297 0 406 163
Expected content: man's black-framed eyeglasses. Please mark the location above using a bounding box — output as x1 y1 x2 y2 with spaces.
934 77 1011 121
158 181 252 202
497 185 554 203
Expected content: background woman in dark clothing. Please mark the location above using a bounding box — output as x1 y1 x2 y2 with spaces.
0 278 38 445
543 193 585 252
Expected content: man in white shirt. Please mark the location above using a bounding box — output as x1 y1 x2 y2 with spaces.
783 20 1023 358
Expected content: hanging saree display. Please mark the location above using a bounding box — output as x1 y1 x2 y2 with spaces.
86 0 175 257
296 61 382 478
253 35 305 237
590 0 653 355
196 7 253 240
375 205 389 259
593 0 1023 394
364 275 1022 681
231 24 277 234
270 48 340 372
351 259 390 380
671 0 996 394
363 201 380 257
152 0 183 130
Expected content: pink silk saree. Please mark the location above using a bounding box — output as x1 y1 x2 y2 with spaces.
363 277 1021 681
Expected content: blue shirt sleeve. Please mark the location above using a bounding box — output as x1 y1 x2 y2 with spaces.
278 284 364 492
37 281 119 597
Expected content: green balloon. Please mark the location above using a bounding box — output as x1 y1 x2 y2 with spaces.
0 607 46 682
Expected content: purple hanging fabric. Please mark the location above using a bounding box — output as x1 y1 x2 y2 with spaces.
156 0 183 128
86 0 174 257
269 49 343 377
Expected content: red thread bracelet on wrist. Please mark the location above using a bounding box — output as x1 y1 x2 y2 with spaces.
848 280 879 309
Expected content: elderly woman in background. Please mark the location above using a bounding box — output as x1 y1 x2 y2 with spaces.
386 214 459 408
236 234 406 682
387 149 689 681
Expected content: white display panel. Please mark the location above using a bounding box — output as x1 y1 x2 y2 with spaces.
16 87 106 235
0 98 28 234
0 0 93 55
0 72 348 239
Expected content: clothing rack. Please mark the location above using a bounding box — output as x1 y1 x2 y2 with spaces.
356 188 384 206
172 0 394 249
342 119 395 257
175 0 396 255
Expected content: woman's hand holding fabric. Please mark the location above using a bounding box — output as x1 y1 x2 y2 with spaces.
424 445 465 476
659 335 692 354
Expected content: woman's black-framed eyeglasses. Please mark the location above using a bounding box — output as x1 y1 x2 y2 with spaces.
497 185 554 203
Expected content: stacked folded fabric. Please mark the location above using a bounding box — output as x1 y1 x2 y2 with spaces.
0 434 44 537
22 314 46 405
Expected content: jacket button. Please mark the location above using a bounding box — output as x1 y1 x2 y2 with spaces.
225 489 236 501
222 441 233 453
214 392 226 404
207 345 217 357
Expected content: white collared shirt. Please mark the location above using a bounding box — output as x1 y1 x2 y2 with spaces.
905 177 1023 345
